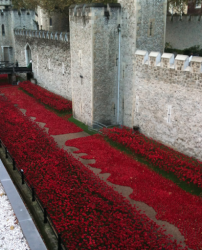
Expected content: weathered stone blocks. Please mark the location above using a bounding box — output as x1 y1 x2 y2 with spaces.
135 50 202 160
70 3 121 126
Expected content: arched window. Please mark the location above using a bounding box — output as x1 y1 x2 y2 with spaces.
2 24 5 36
50 18 52 27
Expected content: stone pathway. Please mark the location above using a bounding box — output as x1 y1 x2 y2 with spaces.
18 109 189 249
0 181 30 250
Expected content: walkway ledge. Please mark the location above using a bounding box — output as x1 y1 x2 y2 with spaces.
0 159 47 250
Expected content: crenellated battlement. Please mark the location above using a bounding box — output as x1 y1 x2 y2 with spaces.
136 50 202 74
0 0 11 6
135 50 202 90
69 3 121 27
14 29 69 43
69 3 121 18
167 14 202 22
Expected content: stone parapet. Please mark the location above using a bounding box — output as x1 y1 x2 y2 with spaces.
167 14 202 22
161 53 175 69
136 49 202 74
135 50 202 89
14 29 70 43
69 3 121 16
149 52 161 67
190 57 202 73
69 3 121 26
0 0 11 6
175 55 189 71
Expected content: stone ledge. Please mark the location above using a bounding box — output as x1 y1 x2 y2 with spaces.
0 149 59 250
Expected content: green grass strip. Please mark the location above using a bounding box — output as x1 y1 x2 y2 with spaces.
104 137 202 197
68 116 97 135
20 86 202 196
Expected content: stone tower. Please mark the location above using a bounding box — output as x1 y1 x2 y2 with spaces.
0 1 37 62
36 6 69 32
118 0 168 127
70 1 167 127
70 3 121 126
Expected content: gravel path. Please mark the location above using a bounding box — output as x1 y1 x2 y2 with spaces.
0 182 30 250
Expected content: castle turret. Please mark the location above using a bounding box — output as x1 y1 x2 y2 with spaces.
70 3 121 126
0 2 37 63
118 0 167 127
0 0 12 7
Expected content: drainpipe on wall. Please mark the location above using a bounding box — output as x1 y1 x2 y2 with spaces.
117 24 121 125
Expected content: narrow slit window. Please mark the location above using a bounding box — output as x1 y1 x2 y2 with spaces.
167 105 172 123
2 24 5 36
149 22 153 36
48 59 51 70
62 63 65 75
50 18 52 27
136 96 139 113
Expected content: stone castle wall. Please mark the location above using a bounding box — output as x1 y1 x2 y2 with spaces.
133 50 202 160
166 15 202 49
0 9 13 61
14 30 71 100
118 0 137 127
13 1 202 160
0 9 37 62
118 0 167 127
36 6 69 32
0 0 12 5
69 4 93 125
136 0 167 54
70 3 120 126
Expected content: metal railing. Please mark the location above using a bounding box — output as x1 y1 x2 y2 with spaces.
0 138 68 250
0 67 32 74
0 61 15 68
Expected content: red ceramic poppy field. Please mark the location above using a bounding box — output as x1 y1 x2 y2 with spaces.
0 95 186 249
19 81 72 111
0 74 11 88
102 127 202 188
1 78 202 249
65 135 202 250
1 87 81 135
0 74 8 79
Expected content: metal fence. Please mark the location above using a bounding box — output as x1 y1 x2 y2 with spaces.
0 138 68 250
0 61 14 68
0 67 32 74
